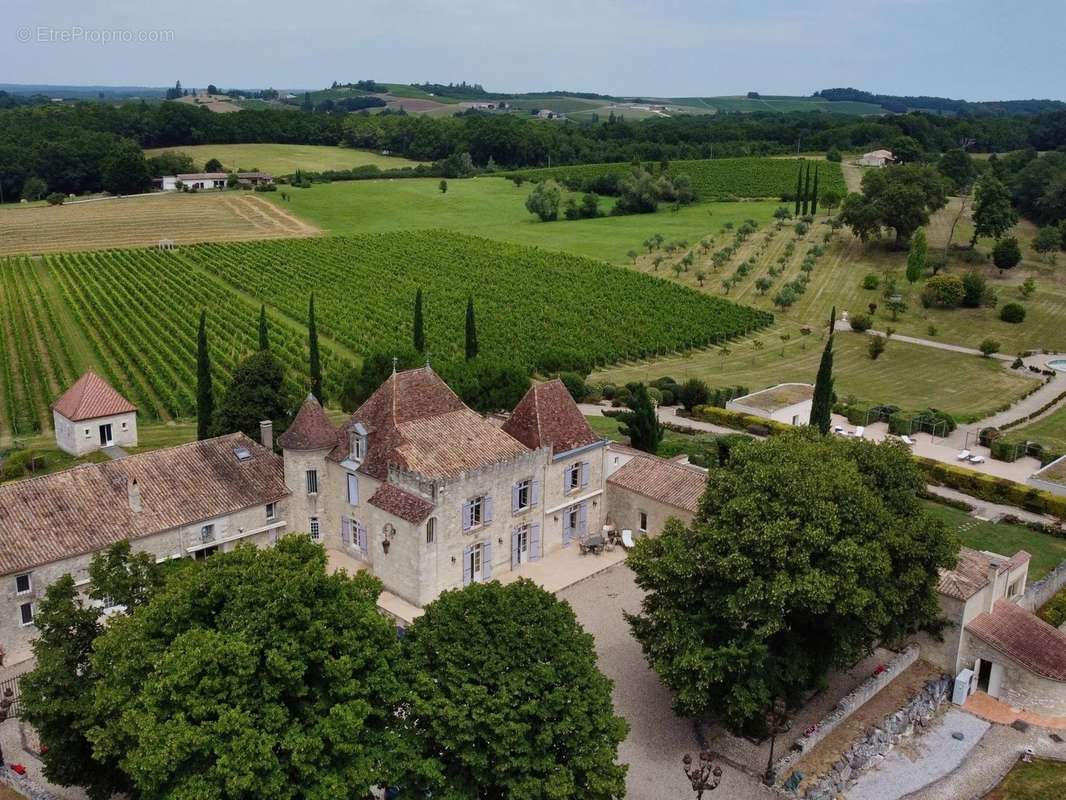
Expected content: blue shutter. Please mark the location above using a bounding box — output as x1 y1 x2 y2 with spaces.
461 501 471 531
531 523 542 561
483 495 493 524
563 467 570 493
357 522 368 554
462 545 473 586
483 541 493 579
531 479 541 508
512 484 520 513
578 502 588 536
580 461 590 488
562 511 572 546
511 527 520 568
341 515 351 545
347 473 359 505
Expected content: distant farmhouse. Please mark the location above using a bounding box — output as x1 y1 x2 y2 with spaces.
157 172 275 191
859 149 895 167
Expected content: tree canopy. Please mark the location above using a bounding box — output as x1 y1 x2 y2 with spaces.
971 173 1018 243
840 165 949 247
399 579 628 799
215 350 292 440
626 430 958 730
619 382 663 453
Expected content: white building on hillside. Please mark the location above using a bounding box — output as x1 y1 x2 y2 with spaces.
726 383 814 426
859 149 895 167
51 371 138 455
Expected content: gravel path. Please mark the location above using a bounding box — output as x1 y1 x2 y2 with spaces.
846 708 989 800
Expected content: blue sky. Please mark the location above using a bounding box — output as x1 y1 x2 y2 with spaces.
6 0 1064 100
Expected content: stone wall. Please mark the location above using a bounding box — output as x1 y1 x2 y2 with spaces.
792 672 953 800
1020 557 1066 613
772 645 919 780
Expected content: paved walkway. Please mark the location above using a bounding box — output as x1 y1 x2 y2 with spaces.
963 691 1066 730
924 485 1061 525
100 445 127 460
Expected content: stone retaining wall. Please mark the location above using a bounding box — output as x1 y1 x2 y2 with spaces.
794 673 953 800
1020 557 1066 613
771 645 919 781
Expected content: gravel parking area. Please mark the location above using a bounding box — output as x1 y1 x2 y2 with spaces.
846 708 989 800
559 563 775 800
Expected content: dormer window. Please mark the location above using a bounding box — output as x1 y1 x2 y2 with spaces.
349 422 368 464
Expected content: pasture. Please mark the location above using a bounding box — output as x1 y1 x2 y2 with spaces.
144 143 427 174
667 95 886 115
0 192 317 256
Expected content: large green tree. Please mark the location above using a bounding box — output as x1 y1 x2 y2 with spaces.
971 174 1018 244
308 293 324 404
399 580 628 799
215 351 291 440
619 382 663 453
937 148 975 191
809 307 835 434
196 310 214 440
626 431 957 730
906 227 928 284
101 138 150 196
524 180 562 222
87 538 410 800
840 165 949 247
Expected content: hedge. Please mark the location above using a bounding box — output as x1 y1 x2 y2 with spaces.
916 456 1066 520
691 405 793 437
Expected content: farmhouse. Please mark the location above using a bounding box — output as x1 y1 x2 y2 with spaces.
159 172 275 191
726 382 814 426
859 149 895 167
915 546 1066 716
51 371 137 456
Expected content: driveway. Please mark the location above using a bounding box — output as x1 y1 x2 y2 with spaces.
559 563 774 800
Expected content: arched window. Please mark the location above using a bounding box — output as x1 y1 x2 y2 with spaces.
426 517 437 545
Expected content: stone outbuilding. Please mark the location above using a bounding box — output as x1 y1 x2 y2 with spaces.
51 371 138 456
726 382 814 426
605 445 705 538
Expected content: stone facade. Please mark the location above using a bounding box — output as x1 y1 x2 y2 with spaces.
53 408 137 456
605 478 694 539
959 633 1066 716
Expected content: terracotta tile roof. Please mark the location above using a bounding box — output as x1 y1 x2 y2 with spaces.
368 483 434 524
336 366 527 479
607 453 706 514
0 434 288 576
278 394 338 450
502 379 601 456
968 600 1066 682
51 372 137 422
937 547 1029 601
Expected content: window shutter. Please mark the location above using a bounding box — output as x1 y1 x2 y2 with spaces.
531 523 542 561
483 541 493 579
347 473 359 505
462 545 473 586
341 515 351 545
483 495 493 524
563 468 570 493
512 484 520 513
461 501 471 531
580 461 590 488
562 512 572 546
357 522 368 554
511 528 520 568
531 479 541 508
578 502 588 535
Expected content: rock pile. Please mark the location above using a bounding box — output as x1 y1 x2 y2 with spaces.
799 674 952 800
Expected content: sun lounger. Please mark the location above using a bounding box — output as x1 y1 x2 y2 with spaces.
901 435 916 446
967 454 986 464
621 529 635 549
957 450 972 461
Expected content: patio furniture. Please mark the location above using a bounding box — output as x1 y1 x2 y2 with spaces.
579 534 605 555
854 425 865 438
967 454 986 464
900 435 916 446
832 425 845 435
621 529 636 549
957 450 972 461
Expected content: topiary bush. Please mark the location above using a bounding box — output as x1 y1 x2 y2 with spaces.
849 313 873 332
999 303 1026 324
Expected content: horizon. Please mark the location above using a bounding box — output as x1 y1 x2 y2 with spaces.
6 0 1065 102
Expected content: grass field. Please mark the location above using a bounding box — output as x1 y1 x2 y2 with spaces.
144 143 426 174
1006 404 1066 452
984 759 1066 799
0 193 317 256
666 95 886 115
594 332 1037 421
922 501 1066 581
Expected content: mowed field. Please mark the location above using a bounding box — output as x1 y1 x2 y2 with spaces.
0 193 318 256
144 143 427 174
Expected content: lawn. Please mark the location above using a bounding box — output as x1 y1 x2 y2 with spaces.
144 143 426 174
1007 404 1066 453
595 332 1037 422
922 501 1066 581
268 177 780 264
984 759 1066 799
585 414 722 463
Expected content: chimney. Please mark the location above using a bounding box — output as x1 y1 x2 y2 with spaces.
260 419 273 450
128 478 142 513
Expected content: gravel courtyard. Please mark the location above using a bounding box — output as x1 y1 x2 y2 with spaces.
558 563 774 800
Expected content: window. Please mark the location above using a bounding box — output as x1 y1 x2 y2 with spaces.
470 496 483 526
513 479 531 512
200 524 215 543
470 543 482 576
193 546 218 561
463 495 492 530
639 511 648 534
84 427 91 439
353 435 366 462
121 421 128 430
310 516 321 541
1007 579 1021 599
15 573 31 595
306 469 319 495
426 517 437 545
19 602 34 626
347 473 359 505
265 502 277 521
566 462 589 493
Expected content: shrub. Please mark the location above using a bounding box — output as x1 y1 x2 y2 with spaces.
558 372 588 402
979 338 1001 357
1039 588 1066 628
961 271 987 309
826 147 842 163
921 274 965 308
917 457 1066 518
46 192 65 206
659 389 675 407
992 237 1022 273
600 383 617 400
0 449 39 480
999 303 1026 324
691 405 792 436
868 336 886 359
678 378 710 412
862 273 880 290
849 313 873 332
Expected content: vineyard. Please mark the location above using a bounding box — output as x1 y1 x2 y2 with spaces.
184 232 772 371
508 157 847 201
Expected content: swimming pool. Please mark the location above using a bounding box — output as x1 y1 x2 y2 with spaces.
1048 359 1066 372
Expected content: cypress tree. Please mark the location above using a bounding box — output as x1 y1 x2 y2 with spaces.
811 165 820 216
258 304 269 351
308 294 324 404
413 288 425 353
809 306 836 435
196 310 213 440
465 296 479 360
619 383 663 454
801 162 812 216
794 162 804 217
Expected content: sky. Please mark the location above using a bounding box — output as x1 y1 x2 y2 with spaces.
5 0 1065 100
